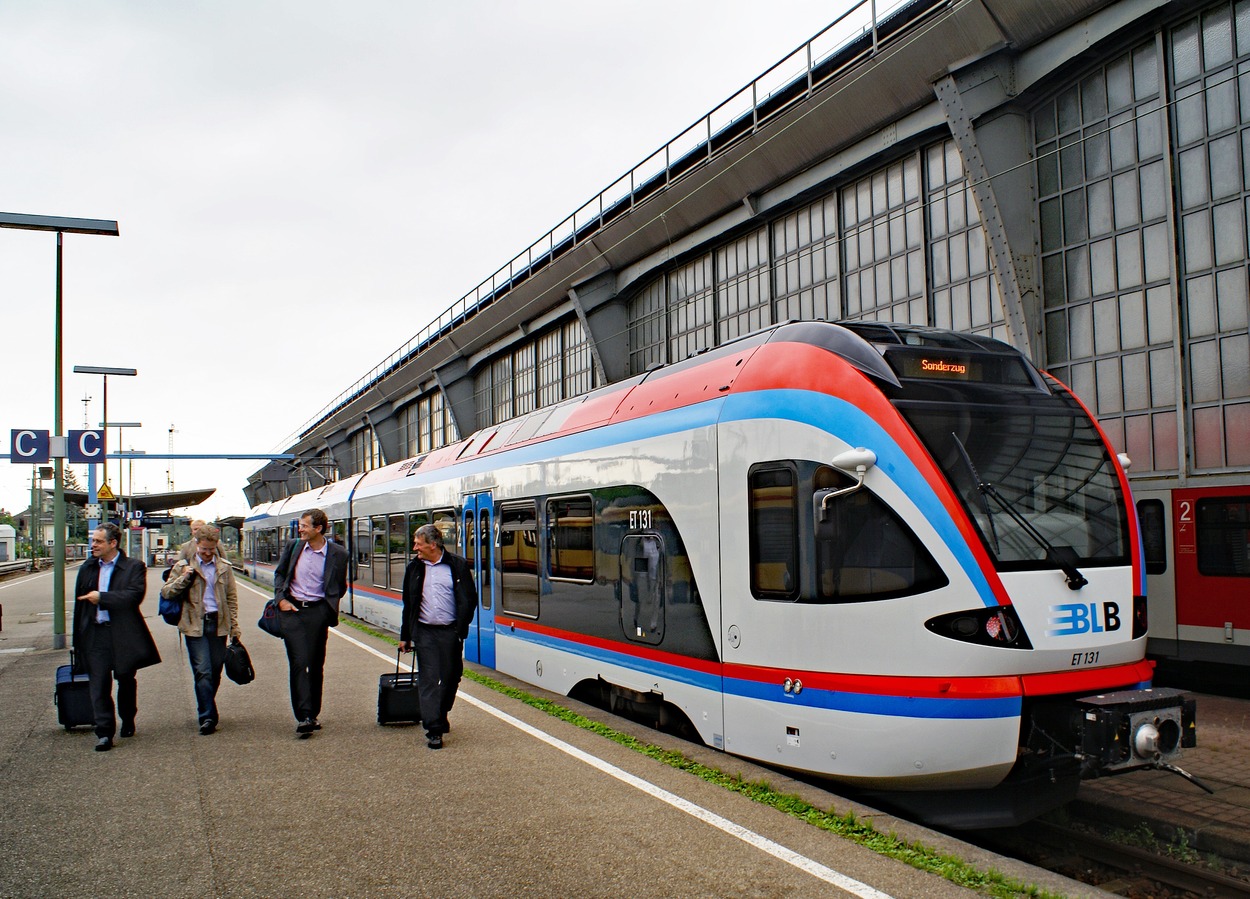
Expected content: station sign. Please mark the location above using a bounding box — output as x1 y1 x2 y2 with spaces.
67 430 105 463
10 429 49 463
9 429 106 463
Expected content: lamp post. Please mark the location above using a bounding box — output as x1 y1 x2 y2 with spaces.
0 212 120 650
72 366 137 531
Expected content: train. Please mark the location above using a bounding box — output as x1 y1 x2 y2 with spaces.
244 320 1197 828
1136 482 1250 674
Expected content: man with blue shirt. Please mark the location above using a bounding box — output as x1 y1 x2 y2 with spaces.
273 509 349 738
73 523 161 751
399 524 478 749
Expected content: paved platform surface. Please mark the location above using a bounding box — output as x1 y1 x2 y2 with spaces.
0 565 1139 898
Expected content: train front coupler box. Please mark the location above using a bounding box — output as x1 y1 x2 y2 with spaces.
1075 687 1196 777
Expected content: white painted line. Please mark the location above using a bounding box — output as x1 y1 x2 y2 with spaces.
0 648 33 654
325 617 894 899
0 571 50 591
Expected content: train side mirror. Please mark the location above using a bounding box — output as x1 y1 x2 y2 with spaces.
817 448 877 521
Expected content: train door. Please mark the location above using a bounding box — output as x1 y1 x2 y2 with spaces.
1173 486 1250 664
1136 493 1177 659
461 492 496 667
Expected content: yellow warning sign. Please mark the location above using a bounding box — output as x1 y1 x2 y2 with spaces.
95 484 115 500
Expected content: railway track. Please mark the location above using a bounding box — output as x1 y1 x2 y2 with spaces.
969 817 1250 898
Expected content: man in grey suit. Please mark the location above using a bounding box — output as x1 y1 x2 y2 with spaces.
272 508 349 737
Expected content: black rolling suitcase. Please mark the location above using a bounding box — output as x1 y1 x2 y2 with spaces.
377 648 420 725
55 651 93 730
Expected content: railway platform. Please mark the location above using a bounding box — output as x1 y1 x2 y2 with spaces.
0 563 1225 898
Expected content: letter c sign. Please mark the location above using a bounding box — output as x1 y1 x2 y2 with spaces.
68 430 105 463
10 429 50 463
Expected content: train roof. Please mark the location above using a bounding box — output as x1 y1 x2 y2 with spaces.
250 319 1042 519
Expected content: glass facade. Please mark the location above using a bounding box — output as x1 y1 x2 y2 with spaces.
474 318 599 428
1034 40 1177 474
349 426 383 475
716 228 771 342
841 155 925 323
926 139 1007 339
1031 0 1250 475
772 195 839 323
669 255 716 362
1170 1 1250 469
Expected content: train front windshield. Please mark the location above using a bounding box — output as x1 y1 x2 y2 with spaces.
886 351 1130 571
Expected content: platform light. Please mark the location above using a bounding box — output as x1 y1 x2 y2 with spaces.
2 212 120 650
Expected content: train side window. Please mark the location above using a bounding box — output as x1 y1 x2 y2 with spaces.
257 528 280 564
548 495 595 583
1137 499 1167 575
389 514 408 589
500 502 539 618
620 534 665 643
748 464 799 600
353 518 371 585
431 509 457 548
813 466 947 601
408 511 429 551
371 517 388 588
1196 497 1250 577
478 508 493 606
331 520 347 548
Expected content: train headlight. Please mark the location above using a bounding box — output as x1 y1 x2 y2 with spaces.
924 605 1032 649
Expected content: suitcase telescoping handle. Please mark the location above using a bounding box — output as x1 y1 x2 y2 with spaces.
394 645 416 675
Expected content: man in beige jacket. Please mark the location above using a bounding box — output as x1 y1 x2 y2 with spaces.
161 525 240 735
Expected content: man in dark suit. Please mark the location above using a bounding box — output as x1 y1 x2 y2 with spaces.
399 523 477 749
273 508 349 737
73 522 161 751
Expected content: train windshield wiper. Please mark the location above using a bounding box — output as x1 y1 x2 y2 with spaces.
950 433 1088 591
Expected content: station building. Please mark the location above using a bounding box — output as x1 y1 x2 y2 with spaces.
246 0 1248 523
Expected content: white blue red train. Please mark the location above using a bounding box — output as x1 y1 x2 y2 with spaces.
245 321 1197 827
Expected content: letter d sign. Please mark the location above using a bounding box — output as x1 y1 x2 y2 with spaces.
10 429 50 463
68 430 105 463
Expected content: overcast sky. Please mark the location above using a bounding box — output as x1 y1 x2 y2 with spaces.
1 1 860 523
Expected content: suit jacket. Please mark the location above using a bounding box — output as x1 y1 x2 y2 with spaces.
73 552 161 674
273 538 349 624
400 550 478 642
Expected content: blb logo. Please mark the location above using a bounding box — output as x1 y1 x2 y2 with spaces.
1047 602 1121 637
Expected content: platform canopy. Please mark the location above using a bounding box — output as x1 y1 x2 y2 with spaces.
58 487 216 514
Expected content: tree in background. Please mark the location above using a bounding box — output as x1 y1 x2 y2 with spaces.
62 468 89 543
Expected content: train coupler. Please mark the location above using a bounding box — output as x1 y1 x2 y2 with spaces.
1075 687 1195 777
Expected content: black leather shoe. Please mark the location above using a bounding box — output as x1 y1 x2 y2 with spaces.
199 720 217 736
119 723 135 738
94 737 113 752
427 735 443 750
296 718 316 734
311 719 321 731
